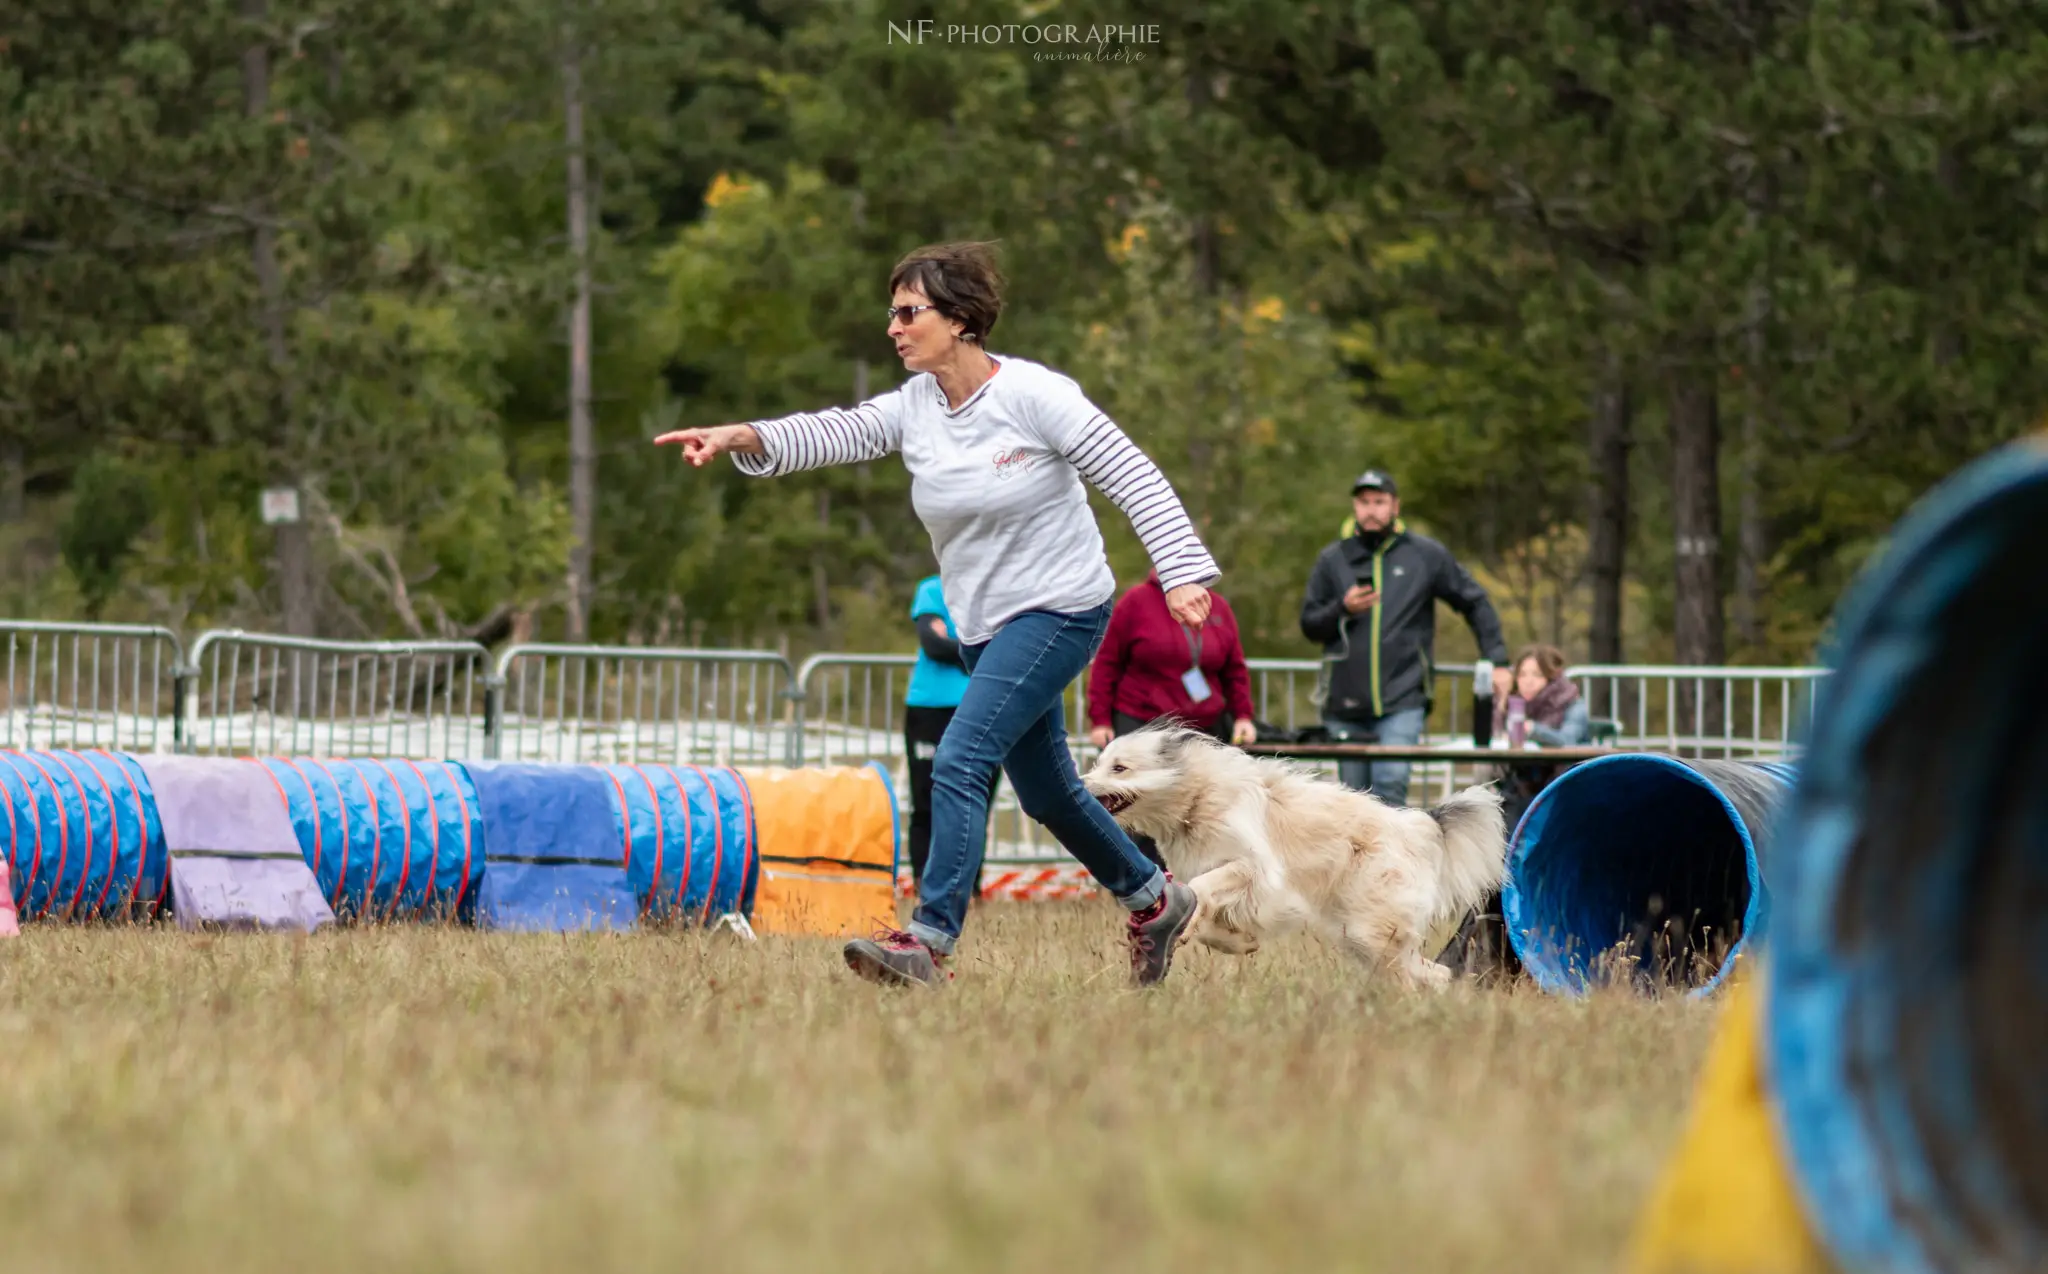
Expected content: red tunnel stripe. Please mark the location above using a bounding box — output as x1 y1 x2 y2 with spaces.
681 765 723 923
0 756 44 914
308 759 353 912
275 759 326 882
368 760 415 919
0 755 20 900
353 762 386 919
57 753 114 917
632 766 666 917
0 759 16 872
247 760 301 888
399 759 445 918
19 754 72 921
433 761 474 915
652 765 696 915
601 767 632 870
95 751 154 908
44 753 99 919
60 752 123 918
727 768 758 913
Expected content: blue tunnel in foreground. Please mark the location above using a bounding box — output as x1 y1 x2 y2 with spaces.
1503 754 1797 996
1761 437 2048 1273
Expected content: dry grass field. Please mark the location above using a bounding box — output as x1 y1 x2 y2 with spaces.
0 902 1720 1274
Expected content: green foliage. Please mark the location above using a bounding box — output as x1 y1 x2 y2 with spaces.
1067 206 1376 652
3 0 2044 664
59 454 155 617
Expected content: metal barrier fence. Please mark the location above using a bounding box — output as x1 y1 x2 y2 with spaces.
0 618 1832 867
0 622 185 753
485 644 799 766
793 657 1486 850
792 656 1829 860
794 653 1103 863
1570 664 1826 758
184 630 492 759
1241 660 1825 758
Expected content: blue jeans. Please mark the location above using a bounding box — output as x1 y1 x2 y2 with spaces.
1323 707 1428 806
910 603 1168 953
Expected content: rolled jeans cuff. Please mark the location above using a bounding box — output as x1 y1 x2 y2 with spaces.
1119 869 1168 912
908 919 957 955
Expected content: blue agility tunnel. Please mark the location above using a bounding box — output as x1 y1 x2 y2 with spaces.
1504 754 1798 996
467 762 636 931
1763 438 2048 1273
255 757 481 921
597 763 758 923
0 749 168 921
598 761 761 921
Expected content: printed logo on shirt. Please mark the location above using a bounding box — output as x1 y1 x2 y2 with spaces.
991 447 1041 480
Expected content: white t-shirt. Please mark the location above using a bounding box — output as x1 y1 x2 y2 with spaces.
732 354 1220 645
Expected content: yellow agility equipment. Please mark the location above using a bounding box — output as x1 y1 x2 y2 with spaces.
1626 977 1833 1274
739 762 899 938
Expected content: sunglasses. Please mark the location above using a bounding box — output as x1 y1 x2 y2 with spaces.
885 304 938 324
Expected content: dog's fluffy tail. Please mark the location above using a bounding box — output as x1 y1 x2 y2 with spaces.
1427 785 1509 921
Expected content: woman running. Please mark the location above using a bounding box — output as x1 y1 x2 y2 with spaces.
656 241 1218 987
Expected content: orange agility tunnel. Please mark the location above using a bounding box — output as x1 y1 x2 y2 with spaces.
741 761 899 938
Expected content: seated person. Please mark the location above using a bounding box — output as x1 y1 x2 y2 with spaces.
1439 644 1592 982
1500 643 1591 751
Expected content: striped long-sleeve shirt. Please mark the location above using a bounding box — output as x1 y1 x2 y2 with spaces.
732 354 1220 644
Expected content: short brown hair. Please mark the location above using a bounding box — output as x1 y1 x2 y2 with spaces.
1514 644 1569 683
889 241 1004 343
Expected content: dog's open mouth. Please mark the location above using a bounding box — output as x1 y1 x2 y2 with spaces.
1096 791 1133 817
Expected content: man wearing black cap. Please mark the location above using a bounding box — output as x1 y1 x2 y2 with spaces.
1299 468 1512 803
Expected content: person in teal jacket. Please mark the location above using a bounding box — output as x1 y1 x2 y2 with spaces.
904 575 1001 888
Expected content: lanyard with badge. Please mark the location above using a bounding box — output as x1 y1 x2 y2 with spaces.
1180 622 1215 703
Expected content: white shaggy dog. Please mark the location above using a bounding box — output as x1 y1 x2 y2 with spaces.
1081 725 1508 989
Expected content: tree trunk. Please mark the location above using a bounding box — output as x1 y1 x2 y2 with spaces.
852 359 883 594
243 0 316 636
1933 148 1963 369
1669 367 1726 746
1733 283 1768 650
1586 365 1631 666
563 31 596 641
0 439 23 524
1185 69 1219 295
811 487 832 635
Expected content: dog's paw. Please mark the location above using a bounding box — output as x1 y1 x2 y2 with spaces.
1401 956 1454 990
1193 922 1262 956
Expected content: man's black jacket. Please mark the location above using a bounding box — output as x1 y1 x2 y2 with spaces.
1299 523 1509 721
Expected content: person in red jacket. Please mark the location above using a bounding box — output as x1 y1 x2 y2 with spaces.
1087 571 1258 869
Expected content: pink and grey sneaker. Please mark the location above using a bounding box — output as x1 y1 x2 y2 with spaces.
843 928 949 986
1127 879 1198 985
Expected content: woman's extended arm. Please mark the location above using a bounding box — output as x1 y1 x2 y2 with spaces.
1022 367 1219 614
654 423 765 466
656 389 905 475
1061 414 1218 598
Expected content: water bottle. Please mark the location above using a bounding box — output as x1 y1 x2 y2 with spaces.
1471 659 1494 748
